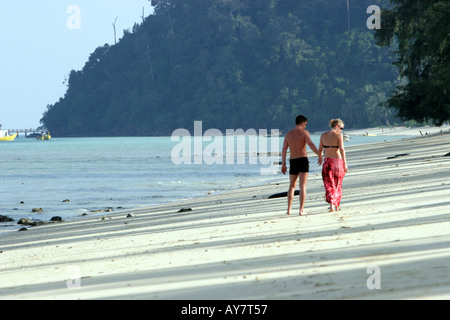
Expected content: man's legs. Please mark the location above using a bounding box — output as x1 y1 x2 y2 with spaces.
298 172 309 215
286 174 298 215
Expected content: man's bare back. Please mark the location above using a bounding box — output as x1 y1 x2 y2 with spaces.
282 124 319 174
285 128 309 157
281 115 319 216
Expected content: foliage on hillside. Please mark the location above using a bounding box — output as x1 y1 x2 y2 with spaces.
41 0 398 136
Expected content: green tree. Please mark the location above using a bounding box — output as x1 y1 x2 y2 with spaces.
375 0 450 125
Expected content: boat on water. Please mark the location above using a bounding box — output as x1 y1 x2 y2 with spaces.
343 134 350 141
36 132 51 140
0 125 17 141
25 132 43 138
0 131 17 141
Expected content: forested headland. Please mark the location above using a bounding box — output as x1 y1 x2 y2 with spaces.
41 0 401 137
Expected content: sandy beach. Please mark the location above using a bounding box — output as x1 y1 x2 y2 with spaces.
1 128 450 300
345 124 450 137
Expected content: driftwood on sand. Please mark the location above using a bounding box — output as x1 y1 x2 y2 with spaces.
268 190 299 199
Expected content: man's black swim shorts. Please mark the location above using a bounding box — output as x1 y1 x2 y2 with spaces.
289 157 309 175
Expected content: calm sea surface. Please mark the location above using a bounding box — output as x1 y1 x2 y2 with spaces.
0 134 408 233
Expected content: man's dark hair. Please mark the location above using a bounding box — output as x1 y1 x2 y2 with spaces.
295 115 308 125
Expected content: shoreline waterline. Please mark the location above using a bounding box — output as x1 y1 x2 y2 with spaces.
0 129 414 234
2 124 448 234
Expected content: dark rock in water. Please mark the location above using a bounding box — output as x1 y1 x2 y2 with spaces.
0 215 14 222
31 208 43 213
126 214 133 218
18 218 34 225
18 227 28 232
268 191 299 199
62 199 70 202
178 208 192 213
50 216 62 222
444 152 450 157
17 218 52 226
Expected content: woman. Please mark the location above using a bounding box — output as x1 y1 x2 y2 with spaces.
318 119 348 212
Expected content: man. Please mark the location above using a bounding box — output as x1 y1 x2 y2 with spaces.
281 115 319 216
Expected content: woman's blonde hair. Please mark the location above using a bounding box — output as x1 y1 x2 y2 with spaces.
329 118 344 128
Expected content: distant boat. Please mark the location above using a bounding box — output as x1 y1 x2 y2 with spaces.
36 132 51 140
25 132 43 138
343 134 350 141
0 127 17 141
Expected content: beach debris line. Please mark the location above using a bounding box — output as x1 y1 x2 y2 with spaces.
386 153 409 159
89 206 125 213
90 208 114 213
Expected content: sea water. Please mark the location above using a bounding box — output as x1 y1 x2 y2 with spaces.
0 134 408 233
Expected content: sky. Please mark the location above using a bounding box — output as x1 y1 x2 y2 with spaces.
0 1 154 130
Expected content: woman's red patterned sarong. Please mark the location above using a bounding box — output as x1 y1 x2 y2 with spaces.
322 158 345 207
